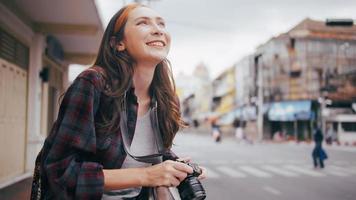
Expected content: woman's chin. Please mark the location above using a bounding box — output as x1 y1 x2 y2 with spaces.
148 54 168 64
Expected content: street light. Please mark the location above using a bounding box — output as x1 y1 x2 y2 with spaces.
318 96 332 135
255 54 264 142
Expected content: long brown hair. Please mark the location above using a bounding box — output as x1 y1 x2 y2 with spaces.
94 3 184 148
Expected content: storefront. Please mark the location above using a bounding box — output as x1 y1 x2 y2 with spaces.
268 100 315 141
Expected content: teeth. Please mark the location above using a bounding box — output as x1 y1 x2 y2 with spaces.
147 41 164 47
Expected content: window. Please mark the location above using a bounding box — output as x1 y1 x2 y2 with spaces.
341 122 356 132
0 28 29 70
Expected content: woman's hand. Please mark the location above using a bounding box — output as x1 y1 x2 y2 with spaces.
197 166 207 180
143 160 193 187
177 157 207 181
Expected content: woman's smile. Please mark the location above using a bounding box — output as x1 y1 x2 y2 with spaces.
146 40 166 47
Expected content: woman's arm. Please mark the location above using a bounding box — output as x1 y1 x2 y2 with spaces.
43 73 106 199
103 160 193 190
103 168 145 190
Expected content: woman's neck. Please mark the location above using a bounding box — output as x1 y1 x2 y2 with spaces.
132 62 156 103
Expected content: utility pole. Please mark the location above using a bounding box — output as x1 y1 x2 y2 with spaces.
255 54 263 142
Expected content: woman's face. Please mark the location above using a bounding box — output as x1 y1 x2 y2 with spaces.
120 6 171 64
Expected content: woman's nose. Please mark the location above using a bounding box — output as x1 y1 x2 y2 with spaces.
151 24 164 36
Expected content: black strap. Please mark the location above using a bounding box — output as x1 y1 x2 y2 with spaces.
119 91 165 164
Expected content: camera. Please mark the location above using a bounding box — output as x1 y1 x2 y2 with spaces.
176 160 206 200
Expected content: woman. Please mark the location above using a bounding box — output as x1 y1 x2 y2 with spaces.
31 3 206 199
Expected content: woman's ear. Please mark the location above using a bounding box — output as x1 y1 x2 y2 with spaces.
110 37 126 51
116 41 126 52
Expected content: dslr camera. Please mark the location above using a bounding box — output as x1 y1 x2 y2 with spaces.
176 160 206 200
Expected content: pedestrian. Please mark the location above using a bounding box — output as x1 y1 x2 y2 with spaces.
233 118 242 142
325 124 333 145
312 128 328 169
30 3 206 199
211 121 222 143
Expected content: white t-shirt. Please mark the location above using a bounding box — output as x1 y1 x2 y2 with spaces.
102 110 180 200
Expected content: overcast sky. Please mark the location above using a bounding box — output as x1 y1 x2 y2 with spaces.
94 0 356 78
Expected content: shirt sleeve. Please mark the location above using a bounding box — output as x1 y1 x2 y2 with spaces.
43 77 104 199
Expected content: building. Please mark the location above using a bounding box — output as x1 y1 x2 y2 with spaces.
212 66 236 135
257 18 356 142
0 0 103 188
178 63 213 130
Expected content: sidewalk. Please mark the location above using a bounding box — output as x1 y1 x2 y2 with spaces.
0 178 32 200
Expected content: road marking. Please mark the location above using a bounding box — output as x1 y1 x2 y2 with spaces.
203 167 220 178
263 186 281 196
323 168 348 177
211 160 229 165
261 165 299 177
269 159 283 164
283 165 325 177
286 160 305 164
250 160 264 164
334 161 349 165
329 165 356 175
216 166 246 178
232 160 247 164
239 166 272 177
348 166 356 174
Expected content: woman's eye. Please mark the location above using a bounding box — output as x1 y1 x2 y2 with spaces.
137 21 147 25
158 22 166 27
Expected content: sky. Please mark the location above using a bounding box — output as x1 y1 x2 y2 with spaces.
93 0 356 79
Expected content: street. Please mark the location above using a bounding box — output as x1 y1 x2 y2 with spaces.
172 131 356 200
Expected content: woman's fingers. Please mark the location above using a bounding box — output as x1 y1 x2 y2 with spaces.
197 166 207 180
172 169 188 182
147 160 206 187
169 176 181 187
146 160 192 187
172 161 194 174
176 157 191 163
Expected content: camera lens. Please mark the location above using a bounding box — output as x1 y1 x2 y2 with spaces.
178 175 206 200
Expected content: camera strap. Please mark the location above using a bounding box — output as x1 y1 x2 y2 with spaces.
119 91 165 164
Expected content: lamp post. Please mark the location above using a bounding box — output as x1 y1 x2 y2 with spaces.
255 54 264 142
318 96 332 136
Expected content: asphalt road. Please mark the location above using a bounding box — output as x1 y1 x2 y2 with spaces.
171 131 356 200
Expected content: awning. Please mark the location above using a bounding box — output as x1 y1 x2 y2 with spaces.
217 104 273 125
268 100 314 121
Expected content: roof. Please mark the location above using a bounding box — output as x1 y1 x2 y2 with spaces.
5 0 104 64
288 18 356 40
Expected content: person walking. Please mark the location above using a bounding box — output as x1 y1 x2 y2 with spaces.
211 121 222 143
30 3 206 199
312 128 328 169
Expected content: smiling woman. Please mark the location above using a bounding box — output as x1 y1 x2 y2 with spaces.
30 2 206 200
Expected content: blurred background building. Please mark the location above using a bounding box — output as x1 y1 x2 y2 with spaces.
258 18 356 143
0 0 103 189
177 63 213 131
181 18 356 144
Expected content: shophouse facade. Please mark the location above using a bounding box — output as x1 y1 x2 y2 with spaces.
257 18 356 142
0 0 103 188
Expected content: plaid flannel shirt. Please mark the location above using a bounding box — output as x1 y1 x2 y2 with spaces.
39 67 178 199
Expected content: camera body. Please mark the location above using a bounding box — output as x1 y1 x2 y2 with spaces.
176 160 206 200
